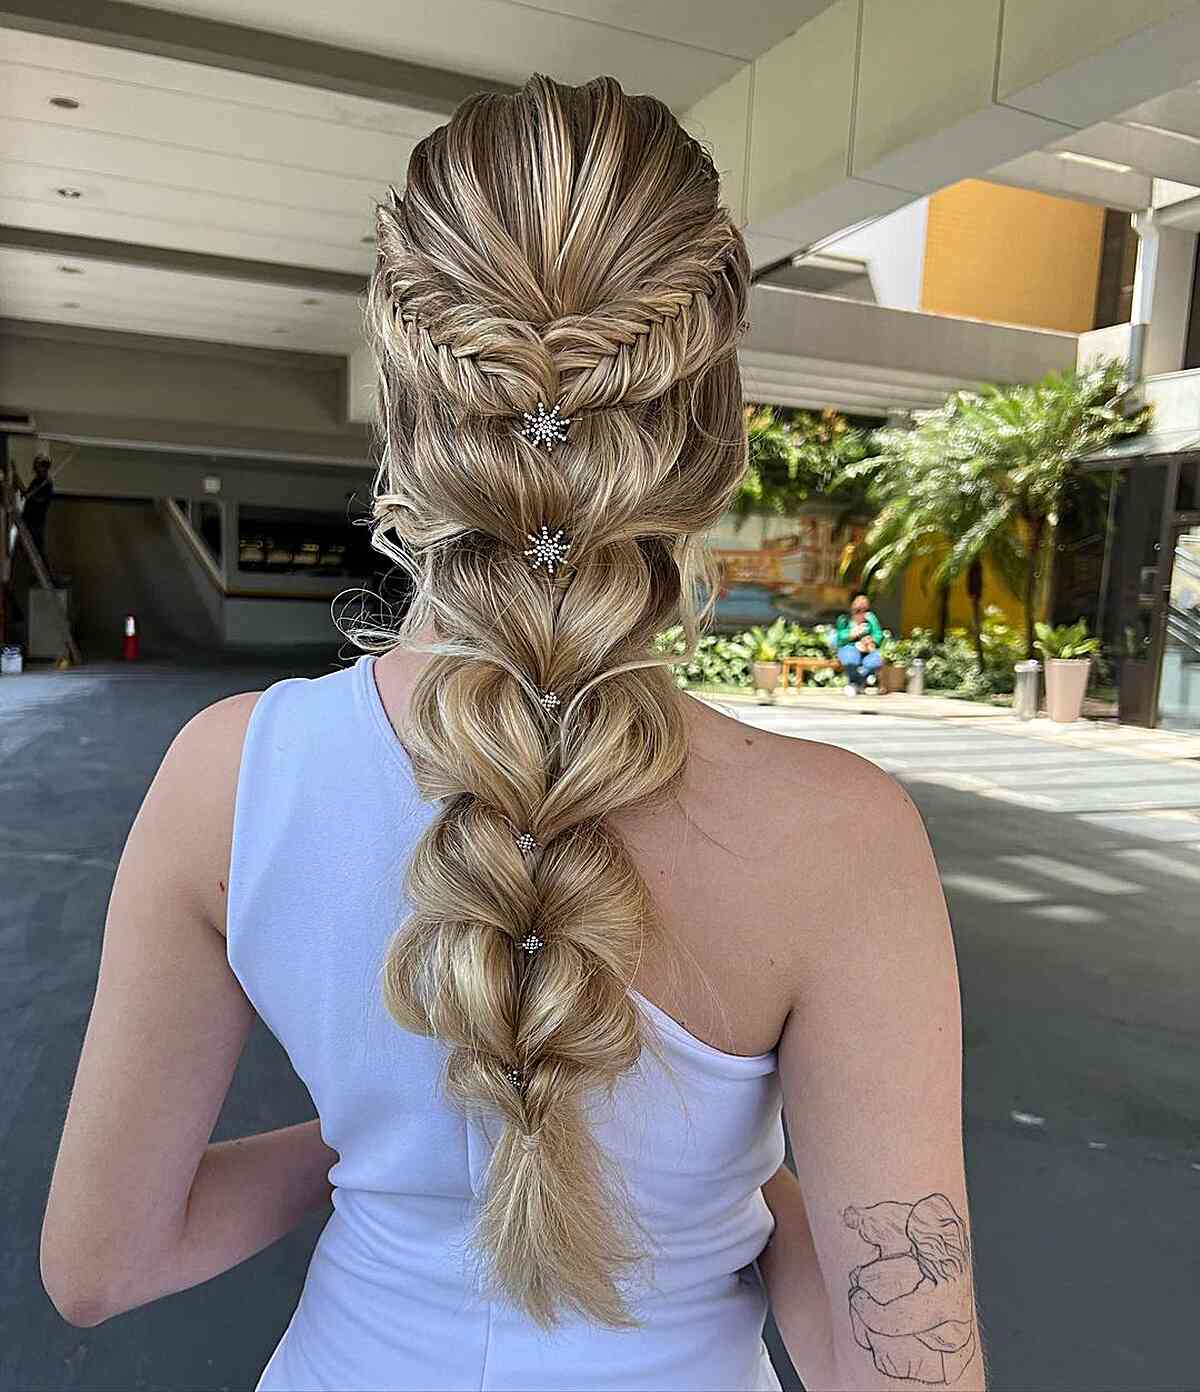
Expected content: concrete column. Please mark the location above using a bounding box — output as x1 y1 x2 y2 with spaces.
1131 210 1197 377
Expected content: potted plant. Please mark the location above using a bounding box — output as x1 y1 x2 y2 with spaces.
877 630 907 694
732 618 786 702
1034 620 1101 723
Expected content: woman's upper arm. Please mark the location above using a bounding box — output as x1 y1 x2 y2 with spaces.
778 760 983 1391
41 692 259 1324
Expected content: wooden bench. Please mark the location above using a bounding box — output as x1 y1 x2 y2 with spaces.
779 656 840 688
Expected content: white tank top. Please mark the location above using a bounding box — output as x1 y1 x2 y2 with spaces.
228 654 786 1390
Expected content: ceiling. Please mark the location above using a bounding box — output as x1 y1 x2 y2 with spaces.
7 0 1200 364
0 1 834 355
991 81 1200 213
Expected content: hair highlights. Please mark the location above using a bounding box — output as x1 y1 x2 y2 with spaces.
361 74 750 1329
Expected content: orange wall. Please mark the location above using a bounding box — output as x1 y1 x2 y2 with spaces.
921 179 1106 333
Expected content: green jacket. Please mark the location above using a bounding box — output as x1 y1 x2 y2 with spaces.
835 611 884 650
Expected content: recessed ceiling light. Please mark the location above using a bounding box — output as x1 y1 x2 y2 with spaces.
1123 119 1200 149
49 96 80 110
55 186 83 199
301 296 320 305
61 301 80 308
57 264 84 274
1055 151 1134 174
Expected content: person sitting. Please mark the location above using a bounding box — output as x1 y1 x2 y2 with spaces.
835 592 884 696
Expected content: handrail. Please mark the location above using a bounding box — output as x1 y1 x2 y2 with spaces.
161 498 227 593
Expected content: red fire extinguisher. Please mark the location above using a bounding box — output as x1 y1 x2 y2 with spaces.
123 613 139 661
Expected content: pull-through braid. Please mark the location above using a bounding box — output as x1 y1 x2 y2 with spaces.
360 74 750 1330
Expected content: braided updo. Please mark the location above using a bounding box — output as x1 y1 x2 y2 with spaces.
362 74 750 1330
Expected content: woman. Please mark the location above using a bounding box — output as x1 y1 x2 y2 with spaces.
835 592 885 696
41 77 982 1391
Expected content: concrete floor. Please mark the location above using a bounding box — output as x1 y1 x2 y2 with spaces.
3 662 1198 1391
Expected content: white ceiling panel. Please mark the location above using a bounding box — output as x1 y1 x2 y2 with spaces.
0 56 421 183
129 0 747 108
2 27 446 137
464 0 833 63
0 246 363 353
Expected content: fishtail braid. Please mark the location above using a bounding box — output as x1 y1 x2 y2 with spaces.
360 74 750 1329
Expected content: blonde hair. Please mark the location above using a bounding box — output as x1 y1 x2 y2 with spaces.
361 74 750 1330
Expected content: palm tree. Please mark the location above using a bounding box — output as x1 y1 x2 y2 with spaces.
943 360 1151 656
841 402 1023 665
732 406 874 530
843 360 1150 661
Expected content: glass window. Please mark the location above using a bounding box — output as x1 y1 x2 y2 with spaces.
236 504 376 578
1094 463 1166 725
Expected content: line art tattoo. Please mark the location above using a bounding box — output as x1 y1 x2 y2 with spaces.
843 1194 976 1385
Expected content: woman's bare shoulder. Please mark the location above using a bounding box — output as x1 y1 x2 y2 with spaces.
683 696 943 966
141 691 264 936
684 694 913 826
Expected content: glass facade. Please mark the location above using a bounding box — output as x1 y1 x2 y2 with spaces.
1076 453 1200 729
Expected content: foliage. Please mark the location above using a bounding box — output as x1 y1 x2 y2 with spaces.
869 607 1025 698
733 405 875 528
842 359 1150 659
656 621 835 690
657 608 1033 702
729 618 789 663
1034 619 1102 660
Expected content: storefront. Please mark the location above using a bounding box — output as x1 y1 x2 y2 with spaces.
1074 432 1200 730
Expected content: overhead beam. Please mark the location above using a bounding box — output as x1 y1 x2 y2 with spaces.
683 0 1200 270
0 0 515 111
0 226 366 295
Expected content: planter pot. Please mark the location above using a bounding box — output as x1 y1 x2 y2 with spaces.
752 661 782 701
1044 657 1091 723
879 662 907 695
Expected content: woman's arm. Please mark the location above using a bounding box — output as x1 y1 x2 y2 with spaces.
759 1164 838 1391
771 757 983 1391
41 695 337 1328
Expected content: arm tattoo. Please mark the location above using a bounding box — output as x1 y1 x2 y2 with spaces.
842 1195 977 1385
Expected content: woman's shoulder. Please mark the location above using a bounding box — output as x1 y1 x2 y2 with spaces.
683 695 940 960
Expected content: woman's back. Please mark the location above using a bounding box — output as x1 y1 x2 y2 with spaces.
229 654 790 1390
40 75 981 1392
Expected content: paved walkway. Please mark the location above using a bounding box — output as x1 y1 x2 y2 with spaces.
4 664 1198 1392
709 685 1200 764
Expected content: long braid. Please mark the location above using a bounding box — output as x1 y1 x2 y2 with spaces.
361 75 750 1329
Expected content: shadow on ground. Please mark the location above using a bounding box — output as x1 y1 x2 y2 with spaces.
2 663 1198 1391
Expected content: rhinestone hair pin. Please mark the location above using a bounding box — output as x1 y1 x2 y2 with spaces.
523 525 571 575
519 401 571 449
520 931 544 954
537 690 561 714
506 1065 522 1088
515 831 539 854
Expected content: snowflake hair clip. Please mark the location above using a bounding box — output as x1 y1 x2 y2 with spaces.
515 831 539 854
520 931 544 954
523 525 571 576
537 689 561 714
519 401 571 450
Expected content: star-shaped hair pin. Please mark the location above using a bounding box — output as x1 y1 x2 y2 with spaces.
523 525 571 576
518 401 571 450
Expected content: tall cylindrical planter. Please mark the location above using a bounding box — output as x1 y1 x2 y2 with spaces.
1044 658 1090 723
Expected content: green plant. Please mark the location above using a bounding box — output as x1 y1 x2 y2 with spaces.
845 359 1151 661
733 405 875 528
1034 619 1102 661
730 617 788 664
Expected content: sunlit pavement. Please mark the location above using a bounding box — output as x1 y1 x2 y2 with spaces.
721 697 1200 1392
3 664 1198 1392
